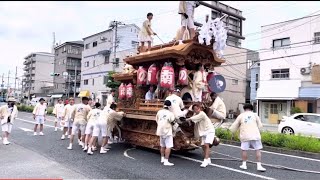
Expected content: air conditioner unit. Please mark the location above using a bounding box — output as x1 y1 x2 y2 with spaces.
300 67 311 75
100 36 106 41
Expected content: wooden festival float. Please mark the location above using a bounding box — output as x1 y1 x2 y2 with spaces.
112 34 225 151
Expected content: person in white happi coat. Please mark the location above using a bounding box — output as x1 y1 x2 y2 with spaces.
192 65 207 102
165 89 188 120
83 102 102 152
32 98 47 136
53 99 65 132
104 89 116 111
178 1 200 40
106 104 125 145
61 98 76 140
186 104 215 168
156 100 176 166
138 12 157 53
207 92 226 123
0 97 18 145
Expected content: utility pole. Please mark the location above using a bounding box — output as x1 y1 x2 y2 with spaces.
109 20 125 71
28 57 33 102
7 70 10 99
14 66 17 99
1 73 4 99
74 65 77 98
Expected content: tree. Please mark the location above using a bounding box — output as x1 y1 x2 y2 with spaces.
105 71 120 89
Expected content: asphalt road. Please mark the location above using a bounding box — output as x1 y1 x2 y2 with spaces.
0 111 319 180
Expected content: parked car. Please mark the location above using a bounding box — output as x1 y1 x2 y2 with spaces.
278 113 320 138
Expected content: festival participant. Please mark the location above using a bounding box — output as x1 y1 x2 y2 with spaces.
83 102 102 151
165 89 188 120
186 104 215 168
61 98 76 140
0 97 18 145
192 64 207 102
106 104 125 145
178 1 200 40
156 100 175 166
207 92 226 123
104 89 116 111
229 103 266 172
138 12 157 52
145 85 156 102
32 98 47 136
53 99 65 132
67 97 91 150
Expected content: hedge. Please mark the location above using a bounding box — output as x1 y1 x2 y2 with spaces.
17 105 53 115
215 128 320 153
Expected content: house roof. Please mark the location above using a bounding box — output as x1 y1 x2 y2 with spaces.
261 13 320 28
54 40 84 50
82 24 140 40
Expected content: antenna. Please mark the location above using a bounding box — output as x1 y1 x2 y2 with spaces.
52 32 56 54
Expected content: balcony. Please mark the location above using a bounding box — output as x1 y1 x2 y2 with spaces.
23 58 36 65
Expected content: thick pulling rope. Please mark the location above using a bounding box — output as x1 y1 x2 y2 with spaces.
211 150 320 174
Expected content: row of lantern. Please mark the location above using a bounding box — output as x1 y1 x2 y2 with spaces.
118 83 133 100
137 63 189 89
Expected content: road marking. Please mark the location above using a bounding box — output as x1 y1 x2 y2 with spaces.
174 154 276 180
220 143 320 163
124 148 136 160
19 127 33 132
16 118 56 128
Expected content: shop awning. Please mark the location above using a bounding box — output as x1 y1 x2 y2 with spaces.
51 94 63 98
78 90 90 97
256 80 301 100
298 87 320 100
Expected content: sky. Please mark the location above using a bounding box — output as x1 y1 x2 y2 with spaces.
1 1 320 88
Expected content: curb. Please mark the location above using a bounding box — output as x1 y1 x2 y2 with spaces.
221 139 320 160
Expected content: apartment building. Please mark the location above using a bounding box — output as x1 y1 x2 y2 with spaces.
81 24 140 105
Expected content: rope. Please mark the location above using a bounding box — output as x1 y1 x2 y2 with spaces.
211 151 320 174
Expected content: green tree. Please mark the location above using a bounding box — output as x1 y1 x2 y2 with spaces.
105 71 120 89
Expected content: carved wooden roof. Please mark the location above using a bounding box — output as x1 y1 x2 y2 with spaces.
124 40 225 69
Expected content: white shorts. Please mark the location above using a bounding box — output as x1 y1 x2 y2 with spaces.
160 135 173 148
92 122 107 137
181 14 195 29
201 132 215 145
35 116 45 125
1 123 13 133
54 116 63 123
85 122 95 135
71 122 86 135
61 119 73 128
241 140 263 150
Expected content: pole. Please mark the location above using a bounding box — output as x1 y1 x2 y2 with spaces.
74 65 77 98
67 75 70 98
1 73 4 99
7 70 10 99
14 66 17 99
113 21 118 72
28 58 33 101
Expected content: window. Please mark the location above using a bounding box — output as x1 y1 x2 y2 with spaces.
131 41 139 48
93 60 95 67
255 74 259 81
85 43 90 49
314 32 320 44
103 75 108 85
232 79 238 85
93 41 98 47
92 79 95 85
115 58 119 68
63 46 66 52
255 82 258 91
62 59 65 64
104 55 110 64
271 68 289 79
270 104 278 114
84 61 89 67
273 38 290 48
305 115 320 124
84 79 88 85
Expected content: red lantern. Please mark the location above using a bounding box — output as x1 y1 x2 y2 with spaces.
126 83 133 99
119 83 126 100
137 66 147 85
178 67 188 85
147 64 159 85
207 72 215 92
160 62 175 89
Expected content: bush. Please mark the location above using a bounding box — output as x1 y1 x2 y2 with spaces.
17 105 53 115
216 128 320 153
291 107 302 114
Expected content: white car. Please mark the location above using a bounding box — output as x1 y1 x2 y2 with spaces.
278 113 320 138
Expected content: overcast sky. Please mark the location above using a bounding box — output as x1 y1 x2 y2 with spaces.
1 1 320 88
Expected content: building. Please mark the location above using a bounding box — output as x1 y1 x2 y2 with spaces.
256 14 320 124
22 52 54 99
53 41 84 99
80 24 140 105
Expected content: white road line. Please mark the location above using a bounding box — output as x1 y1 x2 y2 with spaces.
16 118 56 128
220 143 320 163
174 155 276 180
124 148 136 160
19 127 34 132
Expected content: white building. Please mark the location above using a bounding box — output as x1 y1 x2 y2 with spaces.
22 52 55 99
80 24 140 105
257 14 320 124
